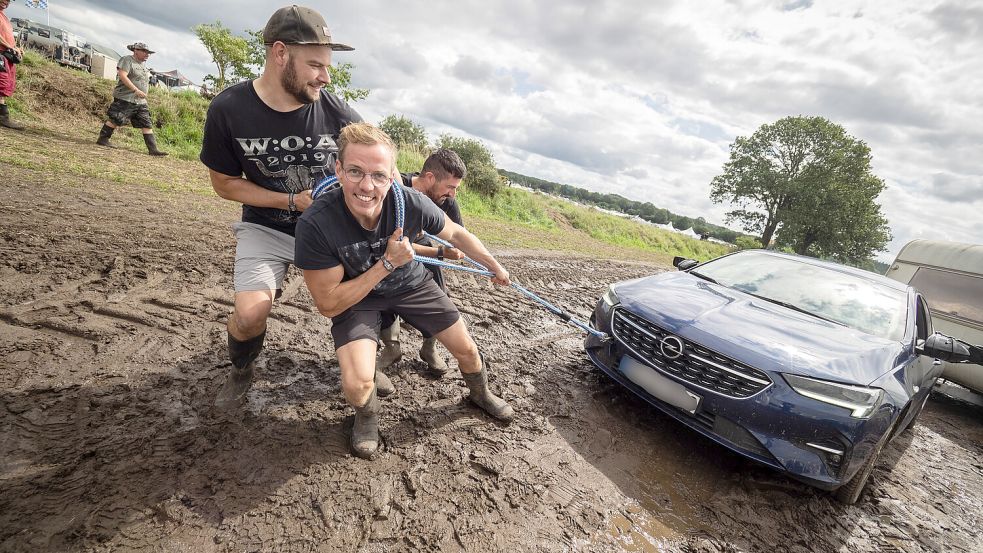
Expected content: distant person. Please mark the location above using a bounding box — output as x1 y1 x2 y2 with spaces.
200 5 369 410
295 122 515 459
376 148 468 377
95 42 167 156
0 0 25 130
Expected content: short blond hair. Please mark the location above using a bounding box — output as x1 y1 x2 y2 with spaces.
338 122 398 169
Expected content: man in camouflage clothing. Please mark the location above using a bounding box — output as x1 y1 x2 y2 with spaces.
95 42 167 156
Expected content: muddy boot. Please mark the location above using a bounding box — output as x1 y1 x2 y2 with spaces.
375 320 402 371
462 356 515 423
419 336 449 376
0 107 25 130
215 331 264 409
375 369 395 397
351 387 381 459
143 133 168 157
96 124 116 147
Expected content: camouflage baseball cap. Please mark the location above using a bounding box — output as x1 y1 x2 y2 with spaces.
263 5 354 51
127 42 155 54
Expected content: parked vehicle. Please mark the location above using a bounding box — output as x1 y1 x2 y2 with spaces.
884 240 983 394
585 249 982 503
11 18 121 76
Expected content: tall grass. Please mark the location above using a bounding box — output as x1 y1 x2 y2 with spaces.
149 90 211 160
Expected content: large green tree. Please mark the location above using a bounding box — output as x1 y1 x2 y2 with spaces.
710 116 891 264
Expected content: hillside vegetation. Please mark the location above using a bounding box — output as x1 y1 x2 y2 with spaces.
6 52 730 263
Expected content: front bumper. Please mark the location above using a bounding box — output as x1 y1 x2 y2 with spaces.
585 303 894 491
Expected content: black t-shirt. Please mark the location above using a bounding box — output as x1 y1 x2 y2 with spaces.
400 172 464 244
294 185 446 297
199 81 362 236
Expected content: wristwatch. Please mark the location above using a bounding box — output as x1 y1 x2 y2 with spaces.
437 245 445 260
381 257 396 272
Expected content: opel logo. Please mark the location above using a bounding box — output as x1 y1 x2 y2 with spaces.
660 335 685 359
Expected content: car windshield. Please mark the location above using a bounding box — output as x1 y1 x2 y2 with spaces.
694 251 908 340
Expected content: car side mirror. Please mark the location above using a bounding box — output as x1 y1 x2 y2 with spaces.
917 333 983 365
673 256 699 270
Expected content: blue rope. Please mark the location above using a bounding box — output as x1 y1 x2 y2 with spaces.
312 177 608 340
391 183 609 340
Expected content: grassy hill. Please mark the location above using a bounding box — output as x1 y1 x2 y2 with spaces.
6 51 731 264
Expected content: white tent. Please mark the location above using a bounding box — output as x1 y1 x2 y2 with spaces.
681 227 702 239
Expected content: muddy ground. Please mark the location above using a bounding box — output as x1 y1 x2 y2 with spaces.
1 132 982 553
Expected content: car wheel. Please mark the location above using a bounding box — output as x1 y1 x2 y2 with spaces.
834 420 897 505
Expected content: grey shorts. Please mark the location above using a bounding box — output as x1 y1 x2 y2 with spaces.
331 278 460 349
233 222 295 293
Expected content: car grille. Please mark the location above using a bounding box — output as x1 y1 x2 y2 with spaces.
612 307 772 398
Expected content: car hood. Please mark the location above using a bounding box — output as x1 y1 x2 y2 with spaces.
615 272 905 385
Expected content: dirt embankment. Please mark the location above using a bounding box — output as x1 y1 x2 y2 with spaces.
1 128 982 552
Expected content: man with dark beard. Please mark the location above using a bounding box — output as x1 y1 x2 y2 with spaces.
200 5 372 410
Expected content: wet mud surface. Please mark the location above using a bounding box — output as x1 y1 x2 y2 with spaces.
2 164 982 552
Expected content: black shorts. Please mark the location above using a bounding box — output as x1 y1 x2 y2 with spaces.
381 266 448 330
331 278 460 348
107 98 153 128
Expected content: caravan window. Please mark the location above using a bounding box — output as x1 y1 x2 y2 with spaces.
910 267 983 325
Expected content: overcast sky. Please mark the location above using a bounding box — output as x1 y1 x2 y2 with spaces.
8 0 982 261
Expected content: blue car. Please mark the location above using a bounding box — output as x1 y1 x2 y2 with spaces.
585 249 982 503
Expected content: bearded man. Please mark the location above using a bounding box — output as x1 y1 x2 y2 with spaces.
199 5 372 410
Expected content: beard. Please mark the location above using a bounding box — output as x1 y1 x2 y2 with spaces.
281 61 319 104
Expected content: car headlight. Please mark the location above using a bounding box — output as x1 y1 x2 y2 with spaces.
783 374 883 418
601 285 619 308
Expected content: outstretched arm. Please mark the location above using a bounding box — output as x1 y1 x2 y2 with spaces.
435 220 509 285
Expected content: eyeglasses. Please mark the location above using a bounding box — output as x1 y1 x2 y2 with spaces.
343 167 393 188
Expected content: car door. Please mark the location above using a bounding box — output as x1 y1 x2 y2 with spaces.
913 294 942 391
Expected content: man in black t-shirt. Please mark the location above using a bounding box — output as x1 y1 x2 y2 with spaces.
199 6 372 410
376 148 468 376
296 123 515 459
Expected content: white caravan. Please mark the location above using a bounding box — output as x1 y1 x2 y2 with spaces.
885 240 983 394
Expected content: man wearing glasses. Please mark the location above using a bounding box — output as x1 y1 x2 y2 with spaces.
296 122 515 459
200 5 368 409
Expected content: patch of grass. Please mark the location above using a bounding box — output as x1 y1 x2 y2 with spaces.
149 90 211 161
545 197 730 260
457 187 556 230
396 145 427 174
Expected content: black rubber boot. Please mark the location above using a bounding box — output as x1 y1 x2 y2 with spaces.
351 387 381 459
0 113 25 130
143 133 168 156
375 319 402 371
96 124 115 147
420 337 449 376
215 330 264 409
462 355 515 422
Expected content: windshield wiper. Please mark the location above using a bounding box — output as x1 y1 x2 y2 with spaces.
744 292 844 326
689 271 719 284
